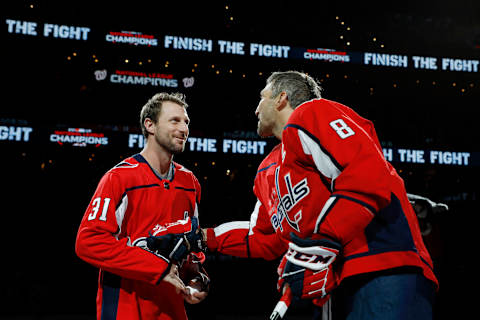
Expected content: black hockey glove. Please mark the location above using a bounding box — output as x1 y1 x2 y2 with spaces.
146 216 204 263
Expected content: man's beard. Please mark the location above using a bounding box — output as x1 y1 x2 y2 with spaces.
257 120 273 138
167 143 185 155
156 134 185 155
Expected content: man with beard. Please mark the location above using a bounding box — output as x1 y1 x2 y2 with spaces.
76 92 208 320
202 71 437 319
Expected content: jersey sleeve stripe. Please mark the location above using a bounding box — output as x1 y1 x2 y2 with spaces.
194 202 199 218
285 123 343 173
214 221 250 236
314 194 377 235
314 196 338 234
332 194 377 215
113 184 162 237
114 194 128 238
297 129 341 184
248 200 261 236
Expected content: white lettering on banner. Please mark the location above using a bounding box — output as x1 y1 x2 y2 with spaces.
223 139 267 154
50 134 108 146
188 138 217 152
250 43 290 58
382 148 472 166
43 23 90 40
110 74 178 87
106 32 158 46
218 40 245 55
441 58 479 72
364 53 408 68
5 19 479 74
382 148 393 162
128 134 145 148
50 128 108 147
164 35 213 52
6 19 38 35
430 151 470 166
412 56 438 70
304 51 351 62
0 126 33 141
129 136 268 155
398 149 425 163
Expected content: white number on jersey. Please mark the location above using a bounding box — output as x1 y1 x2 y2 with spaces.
88 197 111 221
329 119 355 139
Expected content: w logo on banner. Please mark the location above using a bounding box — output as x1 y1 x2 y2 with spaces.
94 69 108 81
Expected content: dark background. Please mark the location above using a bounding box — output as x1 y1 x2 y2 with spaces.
2 1 479 319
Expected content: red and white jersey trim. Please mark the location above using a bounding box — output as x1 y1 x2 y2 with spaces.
214 221 250 236
297 130 341 181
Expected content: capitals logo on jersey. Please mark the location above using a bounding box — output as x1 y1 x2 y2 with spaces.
271 166 310 232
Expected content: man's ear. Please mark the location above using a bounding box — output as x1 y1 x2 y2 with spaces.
144 118 155 135
276 91 290 111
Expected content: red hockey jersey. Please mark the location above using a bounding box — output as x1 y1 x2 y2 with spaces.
76 154 201 320
207 98 438 289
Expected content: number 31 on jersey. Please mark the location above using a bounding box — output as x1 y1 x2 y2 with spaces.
329 119 355 139
88 197 111 221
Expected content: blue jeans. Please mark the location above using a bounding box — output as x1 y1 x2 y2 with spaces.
315 268 436 320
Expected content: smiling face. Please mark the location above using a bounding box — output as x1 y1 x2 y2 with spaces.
149 101 190 155
255 83 277 138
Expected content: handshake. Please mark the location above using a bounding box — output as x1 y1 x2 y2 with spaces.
146 216 210 303
146 216 206 264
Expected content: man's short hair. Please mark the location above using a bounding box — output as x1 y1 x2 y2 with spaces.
267 71 322 109
139 92 188 138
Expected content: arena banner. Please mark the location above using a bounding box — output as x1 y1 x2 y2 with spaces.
6 18 479 73
128 134 269 155
382 147 472 166
93 69 195 89
1 123 478 166
49 127 109 147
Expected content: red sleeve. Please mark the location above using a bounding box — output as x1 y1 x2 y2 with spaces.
281 100 393 244
75 171 171 285
206 200 287 260
193 173 202 206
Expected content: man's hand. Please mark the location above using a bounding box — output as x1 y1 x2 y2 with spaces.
162 264 187 295
183 279 208 304
179 252 210 304
277 233 341 303
146 216 204 263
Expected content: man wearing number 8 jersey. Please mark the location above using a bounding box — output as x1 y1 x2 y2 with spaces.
204 71 438 319
76 92 207 320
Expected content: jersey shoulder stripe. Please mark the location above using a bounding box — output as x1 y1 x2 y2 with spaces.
256 162 277 176
113 160 139 169
284 123 343 172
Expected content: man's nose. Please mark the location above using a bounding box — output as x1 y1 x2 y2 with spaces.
179 122 189 135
